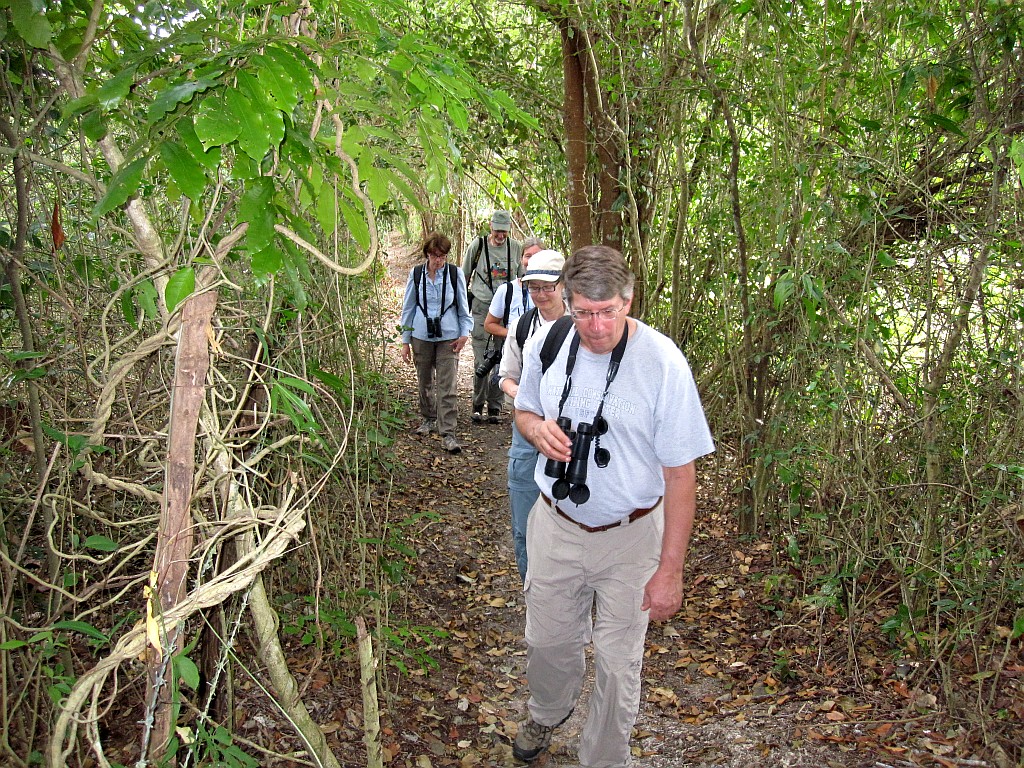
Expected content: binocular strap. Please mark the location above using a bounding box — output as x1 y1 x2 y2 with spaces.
554 323 630 429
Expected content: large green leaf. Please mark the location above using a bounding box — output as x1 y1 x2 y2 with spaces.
137 280 159 320
93 157 146 219
253 53 298 113
226 88 271 161
445 96 469 132
251 244 283 276
148 78 217 123
922 112 966 137
338 196 370 250
174 654 200 690
165 267 196 314
81 109 107 141
10 0 51 48
96 67 137 110
177 117 221 171
316 190 337 237
773 271 795 310
341 124 366 161
238 178 275 251
1011 138 1024 186
121 292 138 329
364 166 391 208
375 148 420 185
194 95 241 152
83 535 118 553
264 44 316 94
377 166 421 209
53 620 109 643
160 141 207 201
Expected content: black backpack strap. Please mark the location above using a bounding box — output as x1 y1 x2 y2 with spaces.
465 236 483 277
501 279 516 326
413 264 427 315
515 307 539 350
540 316 574 375
448 264 463 318
480 236 494 292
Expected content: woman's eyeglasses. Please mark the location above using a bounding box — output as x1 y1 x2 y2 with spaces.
526 283 559 294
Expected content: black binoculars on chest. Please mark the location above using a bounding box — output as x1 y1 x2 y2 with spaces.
544 416 611 506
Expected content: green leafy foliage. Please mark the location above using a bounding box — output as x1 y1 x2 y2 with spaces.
160 141 207 201
164 267 195 313
93 157 146 218
10 0 51 48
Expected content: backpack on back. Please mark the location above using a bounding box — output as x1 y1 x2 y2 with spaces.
515 311 573 376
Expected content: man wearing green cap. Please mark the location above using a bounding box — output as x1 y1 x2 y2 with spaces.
462 210 523 423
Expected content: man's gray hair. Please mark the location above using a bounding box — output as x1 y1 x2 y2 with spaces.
562 245 635 303
522 236 546 251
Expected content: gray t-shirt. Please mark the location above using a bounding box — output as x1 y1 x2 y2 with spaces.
515 319 715 527
461 236 523 307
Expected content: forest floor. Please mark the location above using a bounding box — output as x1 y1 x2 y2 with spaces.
260 239 1000 768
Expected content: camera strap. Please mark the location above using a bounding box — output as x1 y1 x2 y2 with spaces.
476 236 512 295
416 263 454 320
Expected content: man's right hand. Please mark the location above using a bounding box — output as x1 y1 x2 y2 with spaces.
517 412 572 463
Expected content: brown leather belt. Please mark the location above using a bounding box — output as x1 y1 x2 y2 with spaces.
540 493 660 533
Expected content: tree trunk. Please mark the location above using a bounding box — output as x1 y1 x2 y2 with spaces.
560 17 592 252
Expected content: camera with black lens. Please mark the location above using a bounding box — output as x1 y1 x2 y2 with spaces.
426 317 442 338
544 417 610 506
475 347 502 378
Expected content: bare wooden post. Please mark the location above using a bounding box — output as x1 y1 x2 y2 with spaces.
144 290 218 764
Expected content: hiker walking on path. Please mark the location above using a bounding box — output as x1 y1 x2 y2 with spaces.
462 210 522 424
496 248 567 582
483 236 546 345
511 245 715 768
400 233 473 454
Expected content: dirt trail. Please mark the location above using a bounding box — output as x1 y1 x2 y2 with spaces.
381 241 884 768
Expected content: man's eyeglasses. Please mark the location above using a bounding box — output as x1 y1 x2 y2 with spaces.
526 283 559 294
570 304 627 321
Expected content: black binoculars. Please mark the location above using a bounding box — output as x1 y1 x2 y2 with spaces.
475 347 502 378
426 317 443 338
544 416 610 506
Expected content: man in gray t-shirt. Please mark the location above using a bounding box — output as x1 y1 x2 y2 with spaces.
512 245 714 768
462 210 523 422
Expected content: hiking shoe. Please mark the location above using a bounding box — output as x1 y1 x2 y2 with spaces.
487 410 500 424
415 420 436 435
512 709 573 763
442 434 462 454
471 411 483 423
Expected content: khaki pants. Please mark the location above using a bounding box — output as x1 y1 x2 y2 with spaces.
523 496 663 768
411 337 459 436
